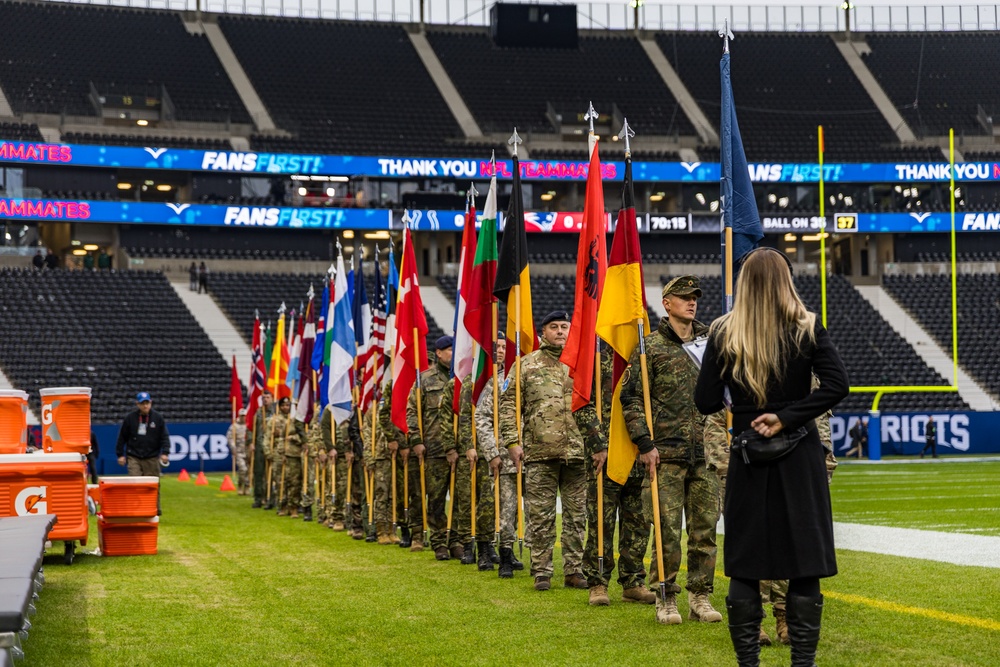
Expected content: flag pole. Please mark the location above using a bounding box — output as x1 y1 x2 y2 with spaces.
492 301 501 546
586 100 606 578
250 315 260 493
720 20 735 314
231 395 237 482
414 327 428 543
268 303 286 507
470 343 478 543
621 119 667 603
509 127 525 558
818 124 828 329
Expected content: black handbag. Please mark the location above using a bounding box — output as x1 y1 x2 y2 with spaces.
732 425 809 465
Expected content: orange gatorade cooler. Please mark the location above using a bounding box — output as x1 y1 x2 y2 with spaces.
98 515 159 556
40 387 92 455
98 477 159 518
0 453 89 547
0 389 29 454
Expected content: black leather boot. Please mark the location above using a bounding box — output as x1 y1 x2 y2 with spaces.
398 525 412 548
461 542 477 565
487 541 501 565
510 549 524 571
251 499 262 509
787 594 823 667
302 506 313 522
477 541 494 570
726 597 763 667
498 547 515 579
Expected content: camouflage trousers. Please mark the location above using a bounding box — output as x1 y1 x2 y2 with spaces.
583 466 649 589
280 455 303 510
421 458 469 551
474 460 515 544
450 457 474 545
407 457 426 540
524 459 587 579
268 457 284 505
252 444 267 503
230 442 249 490
648 459 720 596
761 580 788 609
301 457 320 509
373 458 403 526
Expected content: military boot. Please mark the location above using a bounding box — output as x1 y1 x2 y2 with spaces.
263 499 275 510
399 525 412 548
449 544 464 560
498 547 515 579
365 528 377 543
758 624 772 647
774 606 790 645
655 593 682 625
589 585 610 606
477 542 494 571
622 586 656 604
289 508 300 519
436 546 452 561
302 506 313 522
251 499 262 509
787 594 823 667
726 598 763 667
332 521 346 531
351 527 365 540
689 592 723 622
377 523 393 545
509 549 524 571
389 528 401 545
277 506 289 517
564 573 588 589
486 542 500 565
409 538 424 552
460 542 476 565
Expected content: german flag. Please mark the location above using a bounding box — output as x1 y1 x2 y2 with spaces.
493 154 537 369
596 154 650 485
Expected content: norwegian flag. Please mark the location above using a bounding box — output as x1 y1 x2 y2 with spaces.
246 313 266 428
362 250 387 410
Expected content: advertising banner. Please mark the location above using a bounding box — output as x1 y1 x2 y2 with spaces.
92 421 234 475
830 412 1000 456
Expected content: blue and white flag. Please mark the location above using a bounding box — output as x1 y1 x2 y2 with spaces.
328 253 356 424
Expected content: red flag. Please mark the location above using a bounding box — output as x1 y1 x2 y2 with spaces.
246 315 265 427
391 227 429 434
452 199 478 414
229 355 243 419
561 139 607 411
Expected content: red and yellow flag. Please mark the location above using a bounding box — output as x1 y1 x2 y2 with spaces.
267 311 290 397
595 156 649 485
561 138 607 411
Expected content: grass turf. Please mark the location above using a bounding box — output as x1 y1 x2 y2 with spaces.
20 463 1000 666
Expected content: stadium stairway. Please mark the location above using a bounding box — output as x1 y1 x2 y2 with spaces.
421 286 460 337
637 37 717 145
200 19 275 132
408 32 482 139
855 285 998 410
170 281 253 384
0 366 37 425
833 37 916 143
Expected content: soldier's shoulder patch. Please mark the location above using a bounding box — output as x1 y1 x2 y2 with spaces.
502 376 512 393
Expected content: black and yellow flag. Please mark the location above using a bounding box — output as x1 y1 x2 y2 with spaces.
493 154 538 370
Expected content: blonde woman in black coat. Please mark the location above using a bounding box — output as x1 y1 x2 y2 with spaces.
695 248 849 667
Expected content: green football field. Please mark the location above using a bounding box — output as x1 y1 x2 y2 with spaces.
20 461 1000 666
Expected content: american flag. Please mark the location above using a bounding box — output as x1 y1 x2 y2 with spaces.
362 249 387 410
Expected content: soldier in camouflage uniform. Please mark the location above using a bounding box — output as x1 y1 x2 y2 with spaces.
381 381 411 547
621 276 727 625
454 373 479 565
407 336 463 559
273 396 308 518
474 340 523 576
502 312 588 592
298 409 321 522
251 391 274 508
345 409 367 539
319 405 351 531
360 388 404 545
581 352 654 606
227 408 250 495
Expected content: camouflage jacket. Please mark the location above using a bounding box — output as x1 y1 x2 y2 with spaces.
500 341 585 463
226 422 247 449
253 405 275 450
406 360 457 458
456 374 477 456
621 318 727 463
320 405 361 458
475 368 516 474
267 411 308 459
379 381 406 457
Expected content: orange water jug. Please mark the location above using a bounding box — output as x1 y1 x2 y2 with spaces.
0 389 29 454
40 387 92 455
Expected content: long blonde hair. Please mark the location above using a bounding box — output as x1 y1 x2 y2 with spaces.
710 248 816 407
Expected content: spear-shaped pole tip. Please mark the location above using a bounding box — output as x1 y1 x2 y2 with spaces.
401 209 412 229
278 301 286 315
719 18 734 54
469 181 479 200
508 128 522 157
585 101 598 134
618 118 635 157
307 284 315 300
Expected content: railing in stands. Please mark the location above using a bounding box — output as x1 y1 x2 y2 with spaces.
33 0 1000 32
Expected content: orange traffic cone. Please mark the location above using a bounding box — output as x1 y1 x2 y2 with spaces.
195 471 209 486
178 469 190 482
220 475 236 492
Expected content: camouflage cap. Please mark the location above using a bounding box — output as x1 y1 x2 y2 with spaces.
662 275 702 298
